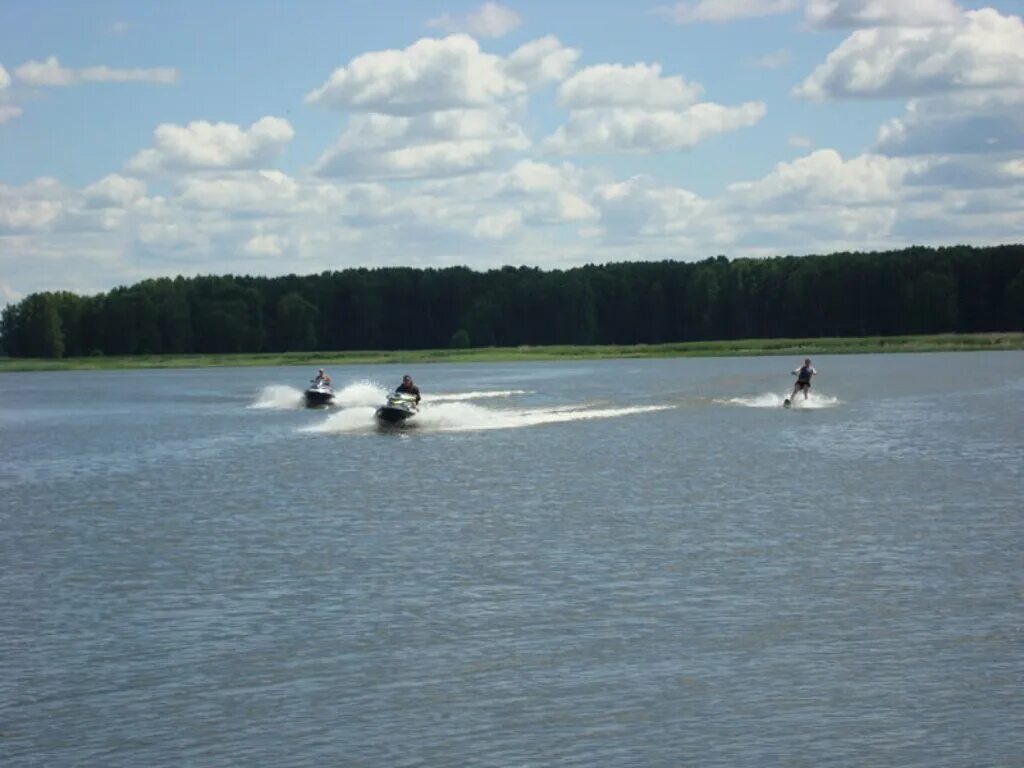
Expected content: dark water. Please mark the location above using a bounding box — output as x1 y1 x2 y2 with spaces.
2 353 1022 767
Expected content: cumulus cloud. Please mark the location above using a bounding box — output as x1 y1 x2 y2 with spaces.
0 178 67 231
0 64 21 123
305 35 521 114
804 0 961 29
242 233 287 257
503 36 580 87
427 2 522 38
559 63 702 109
546 101 765 154
795 8 1024 100
313 108 529 179
83 174 147 208
547 61 763 154
654 0 799 24
126 117 294 174
876 91 1024 156
177 170 301 212
14 56 178 86
727 149 917 208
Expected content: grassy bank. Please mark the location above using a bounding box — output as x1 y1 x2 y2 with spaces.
1 332 1021 372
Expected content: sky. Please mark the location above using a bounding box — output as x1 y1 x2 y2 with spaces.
1 0 1023 304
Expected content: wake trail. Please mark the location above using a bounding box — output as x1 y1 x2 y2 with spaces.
715 391 841 409
249 385 304 410
305 400 672 434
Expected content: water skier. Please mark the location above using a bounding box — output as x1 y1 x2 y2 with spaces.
786 359 816 405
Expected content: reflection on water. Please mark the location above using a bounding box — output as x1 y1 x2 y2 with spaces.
1 353 1022 768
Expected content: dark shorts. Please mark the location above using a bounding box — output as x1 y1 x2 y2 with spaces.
795 380 810 390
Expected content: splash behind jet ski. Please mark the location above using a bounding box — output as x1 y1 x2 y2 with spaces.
304 381 335 408
375 392 419 424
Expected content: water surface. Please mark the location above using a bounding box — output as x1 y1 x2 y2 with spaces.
2 353 1022 766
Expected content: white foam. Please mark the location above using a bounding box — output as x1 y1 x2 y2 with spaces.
249 385 304 410
305 400 672 434
302 406 379 434
429 390 529 403
425 403 672 432
332 380 389 408
716 391 841 409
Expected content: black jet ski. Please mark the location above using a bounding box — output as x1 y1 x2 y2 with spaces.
375 392 419 424
304 381 336 408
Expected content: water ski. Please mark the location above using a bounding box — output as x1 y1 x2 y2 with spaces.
783 398 792 408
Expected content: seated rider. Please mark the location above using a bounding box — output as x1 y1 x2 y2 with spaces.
313 368 331 387
395 374 421 404
789 358 816 401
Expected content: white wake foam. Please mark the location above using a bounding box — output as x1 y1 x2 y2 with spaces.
429 390 529 403
716 391 841 409
249 385 304 410
332 380 389 408
305 400 671 434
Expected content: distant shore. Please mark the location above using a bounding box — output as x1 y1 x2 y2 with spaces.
1 332 1021 372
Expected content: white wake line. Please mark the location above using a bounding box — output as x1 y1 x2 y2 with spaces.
430 404 673 432
303 403 673 434
428 390 530 403
713 392 841 409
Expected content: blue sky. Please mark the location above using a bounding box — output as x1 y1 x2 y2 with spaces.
1 0 1022 302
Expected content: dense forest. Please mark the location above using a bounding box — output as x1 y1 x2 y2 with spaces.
2 245 1023 358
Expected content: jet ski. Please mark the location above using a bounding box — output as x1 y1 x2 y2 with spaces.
375 391 419 424
304 381 336 408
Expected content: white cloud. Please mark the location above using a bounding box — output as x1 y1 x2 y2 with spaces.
305 35 521 115
727 149 917 207
14 56 178 86
177 170 301 212
0 178 67 231
795 8 1024 100
788 135 814 148
473 209 523 239
313 108 529 179
428 3 522 38
0 65 23 123
83 174 147 208
654 0 799 24
756 49 791 69
548 61 762 154
503 36 580 87
242 233 287 257
876 90 1024 156
804 0 961 29
559 63 702 109
126 116 294 174
546 101 765 154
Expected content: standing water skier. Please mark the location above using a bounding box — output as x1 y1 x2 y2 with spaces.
787 359 817 404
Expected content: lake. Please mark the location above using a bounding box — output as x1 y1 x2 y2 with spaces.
1 352 1022 767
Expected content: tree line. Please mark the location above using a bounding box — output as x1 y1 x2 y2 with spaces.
2 245 1023 358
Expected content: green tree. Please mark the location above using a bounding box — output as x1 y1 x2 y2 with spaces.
274 291 319 351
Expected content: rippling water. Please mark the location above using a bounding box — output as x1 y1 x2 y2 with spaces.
2 353 1022 767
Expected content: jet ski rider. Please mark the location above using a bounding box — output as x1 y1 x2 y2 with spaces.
313 368 332 387
396 374 421 404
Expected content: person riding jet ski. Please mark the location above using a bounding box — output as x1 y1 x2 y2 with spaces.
395 374 421 404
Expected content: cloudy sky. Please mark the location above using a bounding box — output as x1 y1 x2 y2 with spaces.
1 0 1023 304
